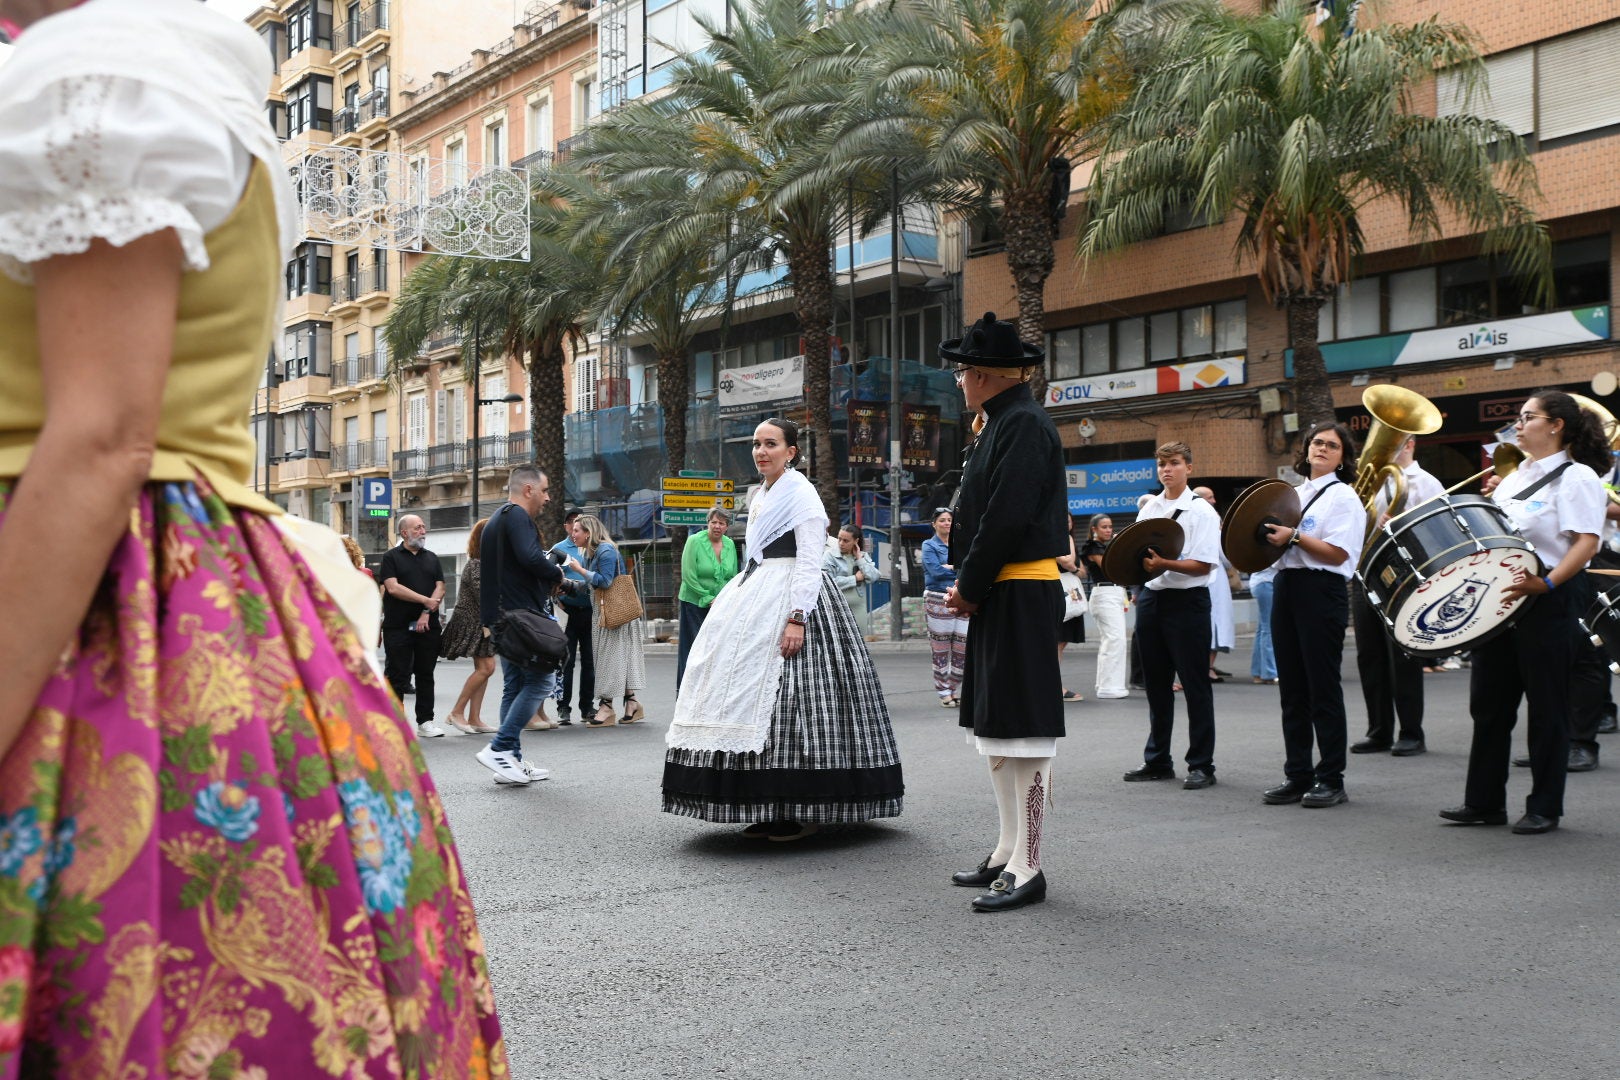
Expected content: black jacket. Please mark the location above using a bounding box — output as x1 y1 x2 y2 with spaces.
949 383 1069 603
480 502 562 626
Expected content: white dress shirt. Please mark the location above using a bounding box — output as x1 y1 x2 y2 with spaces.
1377 461 1445 517
1276 473 1365 579
1493 449 1606 566
1139 488 1221 591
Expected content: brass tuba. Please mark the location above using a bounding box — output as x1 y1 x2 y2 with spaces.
1352 385 1443 534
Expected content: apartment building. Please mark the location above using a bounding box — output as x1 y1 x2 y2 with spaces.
964 2 1620 508
247 0 515 555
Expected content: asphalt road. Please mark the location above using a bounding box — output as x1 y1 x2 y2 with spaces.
415 642 1620 1080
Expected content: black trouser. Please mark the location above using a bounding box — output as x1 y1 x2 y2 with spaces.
383 622 440 725
1136 586 1215 773
1274 570 1350 788
1465 582 1581 819
1565 573 1607 755
676 600 710 691
558 605 595 713
1350 584 1425 745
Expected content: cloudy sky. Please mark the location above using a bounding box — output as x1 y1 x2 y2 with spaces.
1 0 262 65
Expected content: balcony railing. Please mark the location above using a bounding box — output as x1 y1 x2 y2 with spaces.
423 328 463 353
394 434 529 480
332 436 389 472
333 2 389 51
511 149 554 171
393 448 428 480
427 441 469 477
331 350 386 388
554 132 588 162
473 431 530 469
331 264 389 303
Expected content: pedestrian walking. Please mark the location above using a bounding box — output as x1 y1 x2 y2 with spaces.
1081 515 1130 698
1442 391 1607 834
663 417 903 841
440 518 498 734
941 313 1067 913
550 506 593 724
677 506 739 689
566 514 648 726
0 3 507 1071
380 514 448 738
1056 516 1086 701
1260 422 1365 809
823 524 879 637
477 466 566 785
922 507 969 706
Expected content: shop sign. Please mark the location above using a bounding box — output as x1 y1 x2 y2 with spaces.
1287 306 1610 376
1065 458 1158 515
1045 357 1247 409
718 355 806 415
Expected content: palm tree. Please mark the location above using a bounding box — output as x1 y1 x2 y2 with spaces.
1082 0 1550 425
577 0 873 519
823 0 1141 386
384 192 595 539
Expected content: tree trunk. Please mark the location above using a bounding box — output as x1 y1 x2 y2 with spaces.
658 344 691 553
1001 184 1056 403
529 332 569 543
791 243 840 522
1285 296 1336 429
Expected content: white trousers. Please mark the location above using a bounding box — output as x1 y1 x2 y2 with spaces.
1091 584 1129 696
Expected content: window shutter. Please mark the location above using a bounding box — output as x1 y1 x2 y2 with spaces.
1539 23 1620 141
435 389 448 443
1438 48 1533 136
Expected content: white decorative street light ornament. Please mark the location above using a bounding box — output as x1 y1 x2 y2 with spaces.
289 144 531 261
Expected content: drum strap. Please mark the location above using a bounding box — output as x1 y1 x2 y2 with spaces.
1171 509 1184 521
1506 461 1572 502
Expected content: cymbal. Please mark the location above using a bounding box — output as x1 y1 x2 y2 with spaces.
1102 517 1186 588
1222 478 1302 573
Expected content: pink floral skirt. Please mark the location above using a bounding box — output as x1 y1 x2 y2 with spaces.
0 478 507 1079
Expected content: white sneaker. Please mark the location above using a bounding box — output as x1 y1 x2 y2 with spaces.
1440 655 1463 671
417 720 448 738
475 745 530 784
494 759 550 785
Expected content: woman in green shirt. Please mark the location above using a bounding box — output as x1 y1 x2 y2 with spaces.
678 506 740 689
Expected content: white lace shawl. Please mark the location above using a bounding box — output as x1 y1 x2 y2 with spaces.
0 0 299 283
744 467 828 614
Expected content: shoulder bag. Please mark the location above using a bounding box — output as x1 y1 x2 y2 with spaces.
1059 571 1089 621
597 550 644 630
491 608 567 673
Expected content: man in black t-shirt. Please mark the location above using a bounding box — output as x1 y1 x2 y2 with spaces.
379 514 447 737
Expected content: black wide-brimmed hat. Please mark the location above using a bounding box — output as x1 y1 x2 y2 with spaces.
939 311 1044 369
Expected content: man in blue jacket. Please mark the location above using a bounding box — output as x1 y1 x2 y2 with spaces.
477 465 563 785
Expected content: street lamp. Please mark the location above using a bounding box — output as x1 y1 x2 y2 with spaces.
469 316 524 521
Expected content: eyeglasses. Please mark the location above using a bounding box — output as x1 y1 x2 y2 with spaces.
1517 412 1552 425
1309 438 1342 450
952 367 971 385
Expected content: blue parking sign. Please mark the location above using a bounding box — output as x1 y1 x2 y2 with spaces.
361 477 392 519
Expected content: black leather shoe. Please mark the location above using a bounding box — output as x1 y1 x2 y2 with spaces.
1511 813 1559 834
1391 738 1427 756
1123 764 1176 782
1262 780 1311 805
971 871 1047 912
1439 805 1507 825
1598 708 1618 735
1511 755 1531 768
1568 746 1599 772
951 856 1008 887
1301 783 1348 808
1350 739 1391 754
1183 769 1216 790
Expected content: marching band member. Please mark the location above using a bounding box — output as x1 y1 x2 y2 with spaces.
1122 443 1222 790
1441 390 1607 834
1261 421 1365 808
1351 435 1444 756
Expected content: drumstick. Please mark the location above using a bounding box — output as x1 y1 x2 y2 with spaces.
1587 568 1620 577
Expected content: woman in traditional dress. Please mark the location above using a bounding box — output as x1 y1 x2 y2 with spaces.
440 518 498 734
0 3 506 1074
676 506 739 690
565 514 647 725
662 418 904 841
921 508 968 706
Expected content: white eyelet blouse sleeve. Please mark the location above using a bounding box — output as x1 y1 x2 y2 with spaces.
790 518 827 615
0 75 254 284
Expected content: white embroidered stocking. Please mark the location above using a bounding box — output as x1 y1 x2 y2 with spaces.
1005 757 1052 887
987 756 1018 866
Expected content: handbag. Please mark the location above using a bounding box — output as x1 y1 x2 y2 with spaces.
491 608 568 673
597 552 644 630
1059 571 1089 621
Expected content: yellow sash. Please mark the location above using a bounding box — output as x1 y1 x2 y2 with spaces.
995 558 1061 582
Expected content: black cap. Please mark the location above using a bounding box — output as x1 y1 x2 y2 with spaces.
563 507 585 521
939 311 1044 369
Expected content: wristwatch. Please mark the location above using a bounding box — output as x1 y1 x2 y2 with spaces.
787 609 808 626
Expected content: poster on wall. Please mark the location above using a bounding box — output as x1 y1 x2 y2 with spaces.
718 355 806 415
847 400 888 465
900 405 940 471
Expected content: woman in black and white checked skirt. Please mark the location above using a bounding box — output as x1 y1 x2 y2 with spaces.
662 417 903 841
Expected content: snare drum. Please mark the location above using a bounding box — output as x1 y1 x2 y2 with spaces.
1358 493 1540 658
1579 581 1620 674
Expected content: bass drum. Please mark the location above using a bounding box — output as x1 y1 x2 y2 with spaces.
1579 579 1620 675
1358 493 1540 658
